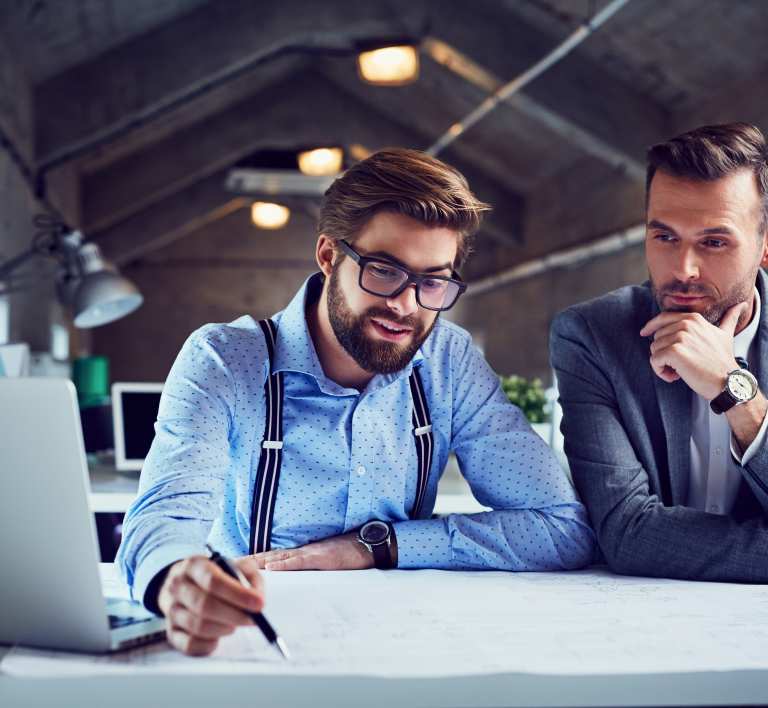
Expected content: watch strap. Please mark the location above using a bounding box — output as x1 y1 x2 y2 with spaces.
371 536 394 570
710 388 736 415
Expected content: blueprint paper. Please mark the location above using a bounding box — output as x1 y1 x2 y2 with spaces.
4 566 768 678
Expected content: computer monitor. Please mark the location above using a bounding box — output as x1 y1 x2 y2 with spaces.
111 382 163 471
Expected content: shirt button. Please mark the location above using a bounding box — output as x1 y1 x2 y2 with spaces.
714 447 722 456
709 505 720 514
356 465 367 477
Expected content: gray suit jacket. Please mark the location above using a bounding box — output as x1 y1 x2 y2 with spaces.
550 270 768 582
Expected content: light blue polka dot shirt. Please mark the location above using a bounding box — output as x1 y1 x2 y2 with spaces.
118 274 595 602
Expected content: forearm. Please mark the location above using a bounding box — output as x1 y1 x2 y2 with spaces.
393 504 595 571
597 493 768 582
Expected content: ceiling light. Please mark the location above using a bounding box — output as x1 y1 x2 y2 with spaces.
298 147 344 176
251 202 290 230
357 45 419 86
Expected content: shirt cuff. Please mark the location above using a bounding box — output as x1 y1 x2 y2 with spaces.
391 518 454 569
131 543 205 609
731 405 768 466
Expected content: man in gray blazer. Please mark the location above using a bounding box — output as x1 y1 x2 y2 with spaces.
551 123 768 581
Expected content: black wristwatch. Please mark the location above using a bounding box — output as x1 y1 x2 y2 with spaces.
357 520 396 569
710 367 759 414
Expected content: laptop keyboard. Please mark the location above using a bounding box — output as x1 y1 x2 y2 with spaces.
106 597 158 629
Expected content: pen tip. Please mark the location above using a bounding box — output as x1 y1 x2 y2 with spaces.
276 636 291 661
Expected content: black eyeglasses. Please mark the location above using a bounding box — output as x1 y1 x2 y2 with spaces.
337 240 467 311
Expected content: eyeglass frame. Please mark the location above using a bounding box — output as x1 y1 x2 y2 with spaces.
336 239 468 311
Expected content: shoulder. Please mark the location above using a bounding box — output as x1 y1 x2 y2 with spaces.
185 315 276 375
419 317 476 362
552 283 654 342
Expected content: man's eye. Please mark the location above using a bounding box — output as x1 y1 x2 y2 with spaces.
368 264 400 279
654 233 676 243
421 278 448 291
702 238 726 248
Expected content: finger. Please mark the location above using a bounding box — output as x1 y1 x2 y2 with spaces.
649 332 686 355
186 558 264 613
640 311 691 337
166 625 220 657
236 557 266 592
167 604 237 641
175 579 256 626
718 301 749 335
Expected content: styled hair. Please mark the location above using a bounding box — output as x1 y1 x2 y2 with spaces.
318 148 490 267
646 122 768 234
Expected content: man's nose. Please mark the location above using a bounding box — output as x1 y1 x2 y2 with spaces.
385 284 419 317
671 246 700 281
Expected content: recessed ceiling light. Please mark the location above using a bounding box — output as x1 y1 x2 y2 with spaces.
357 45 419 86
251 202 290 230
297 147 344 176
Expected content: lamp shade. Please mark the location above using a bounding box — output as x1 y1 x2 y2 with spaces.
72 270 143 328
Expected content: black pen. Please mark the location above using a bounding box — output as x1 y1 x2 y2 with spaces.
205 543 290 660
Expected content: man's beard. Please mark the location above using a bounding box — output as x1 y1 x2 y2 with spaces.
327 266 436 374
651 275 754 325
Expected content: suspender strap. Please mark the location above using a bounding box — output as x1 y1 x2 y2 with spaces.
248 319 285 554
409 367 433 520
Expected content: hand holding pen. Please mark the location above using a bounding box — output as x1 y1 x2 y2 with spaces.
206 544 290 660
156 548 289 659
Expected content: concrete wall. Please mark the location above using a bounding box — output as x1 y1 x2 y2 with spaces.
451 159 648 382
0 152 63 352
92 205 319 382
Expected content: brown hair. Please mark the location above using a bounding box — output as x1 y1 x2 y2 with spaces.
646 122 768 234
318 148 490 267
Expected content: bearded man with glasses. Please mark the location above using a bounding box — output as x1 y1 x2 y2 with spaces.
117 148 595 656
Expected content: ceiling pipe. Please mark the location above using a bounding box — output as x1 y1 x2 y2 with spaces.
427 0 632 157
465 223 645 298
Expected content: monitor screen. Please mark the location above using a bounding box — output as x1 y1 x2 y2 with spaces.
112 383 163 471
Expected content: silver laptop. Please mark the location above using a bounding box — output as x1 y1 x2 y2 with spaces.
0 378 166 652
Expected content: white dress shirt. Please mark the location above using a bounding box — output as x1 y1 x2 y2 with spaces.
688 288 768 514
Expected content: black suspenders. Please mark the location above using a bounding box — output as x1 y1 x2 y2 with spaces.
248 318 435 554
249 319 285 555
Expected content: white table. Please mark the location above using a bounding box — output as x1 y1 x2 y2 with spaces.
4 566 768 708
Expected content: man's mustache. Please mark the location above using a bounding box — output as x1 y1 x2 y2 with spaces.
658 281 714 297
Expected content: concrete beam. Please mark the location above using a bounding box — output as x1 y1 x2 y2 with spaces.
428 1 669 176
84 70 525 251
31 0 425 166
93 171 249 268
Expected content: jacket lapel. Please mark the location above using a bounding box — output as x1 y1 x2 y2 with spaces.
652 375 691 505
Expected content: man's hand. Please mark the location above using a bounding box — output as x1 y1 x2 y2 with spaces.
252 531 373 571
640 302 748 399
158 555 264 656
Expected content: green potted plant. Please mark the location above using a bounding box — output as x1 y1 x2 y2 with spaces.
499 374 551 443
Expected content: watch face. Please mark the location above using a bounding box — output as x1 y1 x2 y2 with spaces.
361 521 389 545
727 370 757 402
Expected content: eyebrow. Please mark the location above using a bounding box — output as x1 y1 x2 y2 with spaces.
366 249 454 274
647 219 735 237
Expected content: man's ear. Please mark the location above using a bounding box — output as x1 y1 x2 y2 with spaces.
316 234 338 277
760 229 768 269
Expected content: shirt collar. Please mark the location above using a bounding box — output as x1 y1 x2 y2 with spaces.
272 272 424 395
734 286 761 361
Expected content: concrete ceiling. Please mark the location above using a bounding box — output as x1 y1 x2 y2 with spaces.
1 0 766 282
